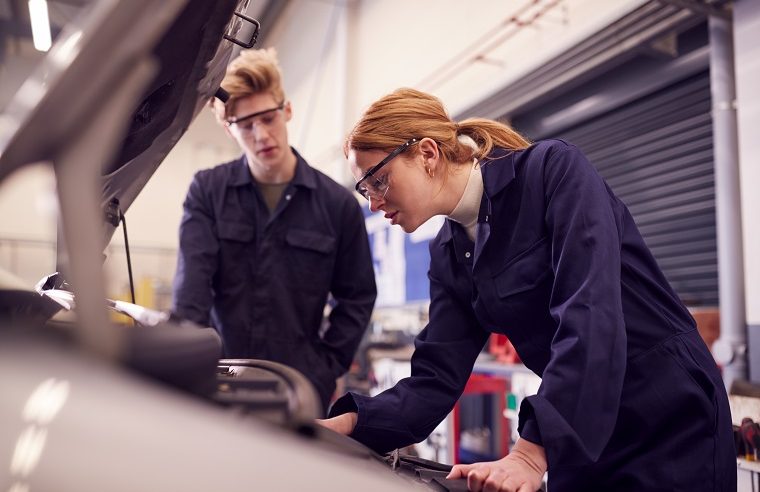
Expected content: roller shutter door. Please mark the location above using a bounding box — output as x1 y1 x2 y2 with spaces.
514 71 717 306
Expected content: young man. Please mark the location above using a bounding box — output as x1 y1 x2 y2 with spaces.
172 48 377 414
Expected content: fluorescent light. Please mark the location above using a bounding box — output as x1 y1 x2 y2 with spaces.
28 0 52 52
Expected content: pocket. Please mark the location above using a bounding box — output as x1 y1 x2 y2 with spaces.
283 229 336 291
492 237 551 298
663 333 719 415
217 220 254 242
216 221 254 281
285 229 336 254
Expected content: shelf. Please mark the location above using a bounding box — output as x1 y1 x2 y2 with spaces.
472 356 534 377
738 458 760 473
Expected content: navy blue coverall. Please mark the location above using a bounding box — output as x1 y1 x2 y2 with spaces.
330 140 735 491
172 150 377 412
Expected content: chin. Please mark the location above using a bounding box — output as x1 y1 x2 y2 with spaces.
400 222 419 233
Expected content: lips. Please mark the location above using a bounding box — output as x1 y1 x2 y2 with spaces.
385 211 399 224
256 146 277 156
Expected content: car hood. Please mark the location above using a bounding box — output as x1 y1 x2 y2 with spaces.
0 0 251 248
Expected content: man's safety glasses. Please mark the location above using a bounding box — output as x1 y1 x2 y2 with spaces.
354 138 420 201
225 103 284 133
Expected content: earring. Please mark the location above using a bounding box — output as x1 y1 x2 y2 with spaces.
426 166 434 178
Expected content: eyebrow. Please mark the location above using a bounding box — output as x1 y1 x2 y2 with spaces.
357 160 384 183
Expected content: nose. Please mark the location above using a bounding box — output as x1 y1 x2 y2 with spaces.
368 195 384 213
250 123 271 141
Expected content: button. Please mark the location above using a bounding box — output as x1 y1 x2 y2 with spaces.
465 252 471 258
285 194 292 200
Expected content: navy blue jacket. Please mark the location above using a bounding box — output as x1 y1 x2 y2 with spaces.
330 140 735 490
172 150 377 412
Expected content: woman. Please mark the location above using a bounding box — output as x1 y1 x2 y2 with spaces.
318 88 735 492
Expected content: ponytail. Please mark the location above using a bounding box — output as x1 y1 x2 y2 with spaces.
457 118 531 161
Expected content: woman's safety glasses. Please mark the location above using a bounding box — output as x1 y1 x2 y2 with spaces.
354 138 420 201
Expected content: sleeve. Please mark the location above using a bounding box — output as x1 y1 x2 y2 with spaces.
517 142 627 469
171 172 220 327
318 197 377 379
329 240 490 454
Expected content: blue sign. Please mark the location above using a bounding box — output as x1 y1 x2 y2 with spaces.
363 206 445 307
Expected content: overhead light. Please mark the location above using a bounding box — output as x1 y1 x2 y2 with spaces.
28 0 52 52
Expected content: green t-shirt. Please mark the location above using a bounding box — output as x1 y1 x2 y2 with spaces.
256 181 289 213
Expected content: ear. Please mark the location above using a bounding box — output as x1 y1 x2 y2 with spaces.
283 100 293 122
210 100 237 141
418 137 441 171
217 117 238 140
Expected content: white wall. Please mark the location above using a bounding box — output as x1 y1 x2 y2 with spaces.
734 0 760 325
0 163 58 284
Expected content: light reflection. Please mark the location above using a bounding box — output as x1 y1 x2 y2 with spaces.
8 482 30 492
51 31 83 68
10 427 47 476
7 378 71 492
15 80 47 112
22 378 70 424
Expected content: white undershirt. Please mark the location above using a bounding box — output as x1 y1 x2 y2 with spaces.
447 160 483 242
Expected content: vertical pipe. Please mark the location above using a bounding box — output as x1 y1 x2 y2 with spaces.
297 0 342 151
708 14 747 388
334 0 348 182
343 0 360 185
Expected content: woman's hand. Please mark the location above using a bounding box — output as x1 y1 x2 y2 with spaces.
446 438 546 492
315 412 358 435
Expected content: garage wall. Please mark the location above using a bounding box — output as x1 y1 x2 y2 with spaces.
263 0 647 183
516 69 718 307
734 0 760 325
733 0 760 378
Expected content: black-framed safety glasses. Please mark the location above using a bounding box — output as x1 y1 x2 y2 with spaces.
225 103 285 132
354 138 420 200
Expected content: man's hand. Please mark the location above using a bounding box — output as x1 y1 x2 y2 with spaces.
446 438 546 492
315 412 358 435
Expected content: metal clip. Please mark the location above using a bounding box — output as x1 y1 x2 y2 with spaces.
388 449 400 471
224 12 261 49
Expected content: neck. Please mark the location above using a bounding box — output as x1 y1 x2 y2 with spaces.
440 160 474 215
446 159 483 241
246 148 298 184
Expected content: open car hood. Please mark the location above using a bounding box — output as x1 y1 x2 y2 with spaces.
0 0 255 248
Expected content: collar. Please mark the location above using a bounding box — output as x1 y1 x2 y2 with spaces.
439 147 519 244
480 147 517 198
228 147 317 189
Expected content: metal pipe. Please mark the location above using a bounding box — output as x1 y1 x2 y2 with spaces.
297 0 343 151
658 0 731 20
708 13 747 388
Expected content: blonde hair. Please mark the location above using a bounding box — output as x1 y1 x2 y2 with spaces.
214 48 286 120
345 88 530 165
